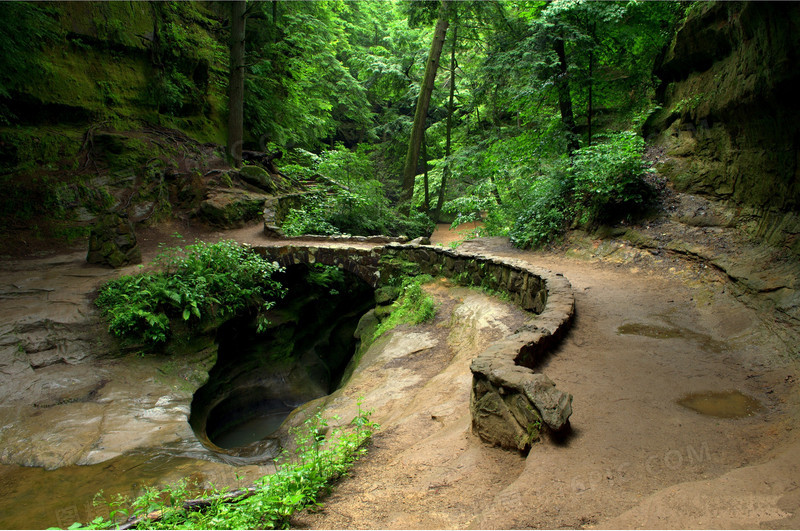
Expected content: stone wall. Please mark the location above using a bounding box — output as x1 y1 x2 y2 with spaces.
255 244 385 287
379 244 575 451
255 242 575 451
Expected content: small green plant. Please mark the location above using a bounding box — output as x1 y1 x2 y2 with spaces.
60 404 377 530
673 94 704 115
571 130 653 225
509 171 573 249
95 240 286 346
373 275 437 340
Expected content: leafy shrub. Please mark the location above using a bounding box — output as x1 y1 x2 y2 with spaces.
571 131 653 224
281 194 339 237
95 240 285 345
64 405 378 530
281 144 434 240
508 131 652 248
509 172 573 249
393 209 435 240
444 193 493 228
373 275 437 340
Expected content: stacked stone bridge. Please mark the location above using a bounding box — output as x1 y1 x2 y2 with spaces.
255 240 575 451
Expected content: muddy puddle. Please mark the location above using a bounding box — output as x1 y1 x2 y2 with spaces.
677 390 764 418
617 322 725 352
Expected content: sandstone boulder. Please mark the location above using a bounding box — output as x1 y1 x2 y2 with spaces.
86 212 141 268
199 188 269 228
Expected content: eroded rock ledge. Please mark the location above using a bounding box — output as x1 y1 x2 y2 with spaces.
258 242 576 451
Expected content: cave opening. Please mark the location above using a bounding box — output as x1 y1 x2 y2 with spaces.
189 263 375 454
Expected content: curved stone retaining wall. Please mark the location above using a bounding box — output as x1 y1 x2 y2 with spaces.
255 242 575 451
379 244 574 451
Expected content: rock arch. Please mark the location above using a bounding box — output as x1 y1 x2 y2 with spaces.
254 244 384 287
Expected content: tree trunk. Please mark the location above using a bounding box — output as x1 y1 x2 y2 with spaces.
587 21 596 146
587 45 593 146
435 23 457 221
227 0 246 168
422 133 430 212
401 0 450 208
553 34 578 153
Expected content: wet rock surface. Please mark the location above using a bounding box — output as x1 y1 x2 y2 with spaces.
85 212 141 268
0 253 217 470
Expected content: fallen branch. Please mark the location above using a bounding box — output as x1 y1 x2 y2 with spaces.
117 487 260 530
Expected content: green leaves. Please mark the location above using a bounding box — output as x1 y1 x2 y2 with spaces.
95 240 286 347
281 144 433 239
243 1 376 149
509 170 573 249
502 130 652 249
61 408 377 530
373 275 437 340
571 130 653 224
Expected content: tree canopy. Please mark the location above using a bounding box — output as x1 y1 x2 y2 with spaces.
0 0 686 248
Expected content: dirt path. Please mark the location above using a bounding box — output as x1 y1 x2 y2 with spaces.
4 220 797 528
290 231 800 529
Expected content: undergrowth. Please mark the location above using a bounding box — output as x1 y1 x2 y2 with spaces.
280 144 434 240
373 275 437 340
59 403 378 530
95 240 286 346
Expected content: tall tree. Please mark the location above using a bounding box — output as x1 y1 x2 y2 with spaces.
553 32 578 153
227 0 246 167
401 0 451 206
435 22 458 220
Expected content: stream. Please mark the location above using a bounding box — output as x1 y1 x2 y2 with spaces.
0 262 375 529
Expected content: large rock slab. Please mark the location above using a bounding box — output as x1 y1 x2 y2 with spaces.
199 187 269 228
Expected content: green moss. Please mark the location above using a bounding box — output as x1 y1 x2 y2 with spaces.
378 252 423 280
32 44 149 119
6 2 227 144
0 126 83 170
621 229 658 248
373 275 437 340
56 2 152 51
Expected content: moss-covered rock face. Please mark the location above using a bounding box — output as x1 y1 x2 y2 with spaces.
648 2 800 247
0 2 227 173
199 188 271 229
86 212 141 268
0 2 238 251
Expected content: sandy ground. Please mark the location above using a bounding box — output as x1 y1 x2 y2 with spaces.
2 220 798 529
286 224 800 529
